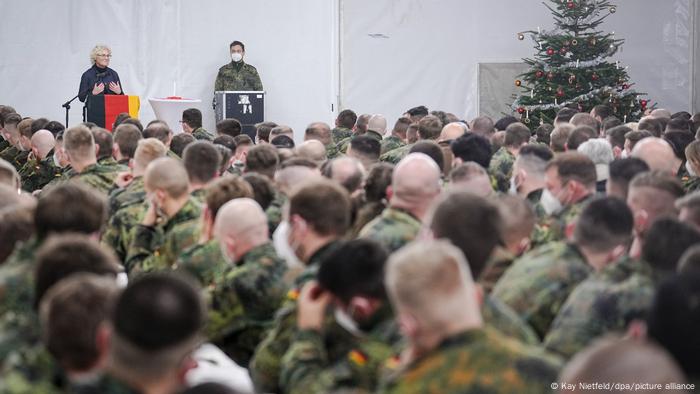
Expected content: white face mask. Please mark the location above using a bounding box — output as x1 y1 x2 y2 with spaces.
686 161 697 178
272 221 304 269
621 149 629 159
334 308 363 337
540 188 564 215
53 152 63 168
231 53 243 62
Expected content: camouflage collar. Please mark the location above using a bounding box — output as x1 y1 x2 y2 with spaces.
239 242 275 266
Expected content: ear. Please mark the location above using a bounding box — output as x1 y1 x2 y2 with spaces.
112 144 120 159
95 322 111 359
349 296 374 320
128 158 134 169
385 185 393 202
474 284 484 308
397 312 419 339
613 146 622 159
633 209 649 233
94 144 100 156
517 237 531 256
626 319 647 340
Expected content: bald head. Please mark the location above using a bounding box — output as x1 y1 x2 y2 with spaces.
391 153 441 214
214 198 269 261
296 140 327 164
439 122 467 142
470 116 495 136
327 157 365 194
631 137 679 174
144 157 189 198
31 129 55 160
275 165 321 196
650 109 672 120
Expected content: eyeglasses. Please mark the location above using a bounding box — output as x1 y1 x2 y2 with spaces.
96 54 112 58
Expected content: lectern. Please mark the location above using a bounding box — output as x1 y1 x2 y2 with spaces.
214 91 265 140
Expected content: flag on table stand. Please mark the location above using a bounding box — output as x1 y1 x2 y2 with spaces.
86 95 140 131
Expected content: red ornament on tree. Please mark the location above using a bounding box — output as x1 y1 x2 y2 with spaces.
535 70 545 78
547 72 555 81
517 107 526 114
591 73 599 81
567 1 575 9
640 100 648 106
556 87 565 97
546 47 555 56
622 84 629 90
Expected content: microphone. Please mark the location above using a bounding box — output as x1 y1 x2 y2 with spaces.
96 71 107 84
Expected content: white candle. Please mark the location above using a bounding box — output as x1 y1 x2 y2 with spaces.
173 81 177 96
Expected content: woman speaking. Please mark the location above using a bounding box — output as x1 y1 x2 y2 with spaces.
78 45 123 103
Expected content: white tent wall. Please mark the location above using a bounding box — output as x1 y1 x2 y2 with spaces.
0 0 694 140
341 0 692 124
0 0 339 139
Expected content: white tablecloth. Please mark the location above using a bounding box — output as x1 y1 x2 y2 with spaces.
148 97 202 134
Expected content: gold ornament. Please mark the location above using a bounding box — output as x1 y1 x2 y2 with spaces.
609 6 616 13
515 79 522 87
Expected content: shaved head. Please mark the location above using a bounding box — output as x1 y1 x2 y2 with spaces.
439 122 467 142
392 153 441 207
214 198 269 262
31 129 55 160
275 165 321 196
304 122 332 145
631 137 678 174
295 140 327 164
144 157 189 198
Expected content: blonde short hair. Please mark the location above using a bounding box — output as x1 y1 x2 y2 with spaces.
144 157 189 199
134 138 167 170
90 45 111 65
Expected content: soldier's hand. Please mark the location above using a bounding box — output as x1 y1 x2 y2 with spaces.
142 200 166 227
297 281 331 332
115 171 134 188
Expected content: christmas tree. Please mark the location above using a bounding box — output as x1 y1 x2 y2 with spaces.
511 0 650 128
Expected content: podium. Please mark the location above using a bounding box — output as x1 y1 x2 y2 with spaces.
149 97 203 134
86 95 140 131
214 91 265 140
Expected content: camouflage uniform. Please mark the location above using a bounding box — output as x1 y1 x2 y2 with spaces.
482 295 539 345
378 327 562 394
0 344 61 394
325 143 341 160
331 127 354 145
190 188 207 205
207 242 288 365
97 156 128 183
279 305 401 394
358 207 421 253
18 153 60 193
0 146 30 172
530 195 592 248
336 136 352 154
107 176 145 216
176 240 229 287
227 161 245 176
66 164 117 195
124 198 201 274
492 242 592 339
167 149 181 160
479 246 516 295
683 176 700 194
488 147 515 193
543 257 656 358
214 61 263 91
0 137 9 152
379 144 414 165
250 241 342 393
191 127 213 141
266 191 286 234
380 136 406 155
102 200 147 264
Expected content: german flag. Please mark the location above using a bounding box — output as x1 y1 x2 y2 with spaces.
87 95 140 131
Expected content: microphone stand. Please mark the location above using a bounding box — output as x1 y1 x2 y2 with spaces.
62 87 92 128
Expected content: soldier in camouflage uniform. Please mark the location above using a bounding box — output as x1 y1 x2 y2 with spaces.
380 135 406 156
279 240 402 394
378 240 561 394
93 127 129 183
331 109 358 144
181 108 212 141
379 143 413 165
125 158 201 274
494 197 634 339
56 125 117 195
206 199 288 365
250 180 351 393
17 130 59 193
359 153 441 252
214 40 263 91
488 122 531 193
530 152 597 247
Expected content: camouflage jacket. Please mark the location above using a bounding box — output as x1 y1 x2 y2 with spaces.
492 242 592 339
249 241 342 393
358 207 421 253
107 176 146 216
380 136 406 155
531 194 593 248
214 61 263 91
683 176 700 194
124 198 201 274
331 127 354 145
176 240 229 288
482 295 539 345
266 191 286 234
325 142 341 160
543 257 656 358
97 156 128 187
378 328 562 394
488 147 516 193
206 243 288 366
101 200 147 264
191 127 213 141
18 153 60 193
379 144 413 165
279 305 401 394
479 246 516 295
525 188 547 221
0 137 9 152
67 163 117 195
0 146 29 172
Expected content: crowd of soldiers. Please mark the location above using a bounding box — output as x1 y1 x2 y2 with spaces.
0 102 699 394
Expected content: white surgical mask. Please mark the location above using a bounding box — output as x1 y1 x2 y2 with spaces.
334 308 363 337
231 53 243 62
272 221 304 269
621 149 629 159
53 152 63 168
686 161 697 178
540 188 564 215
